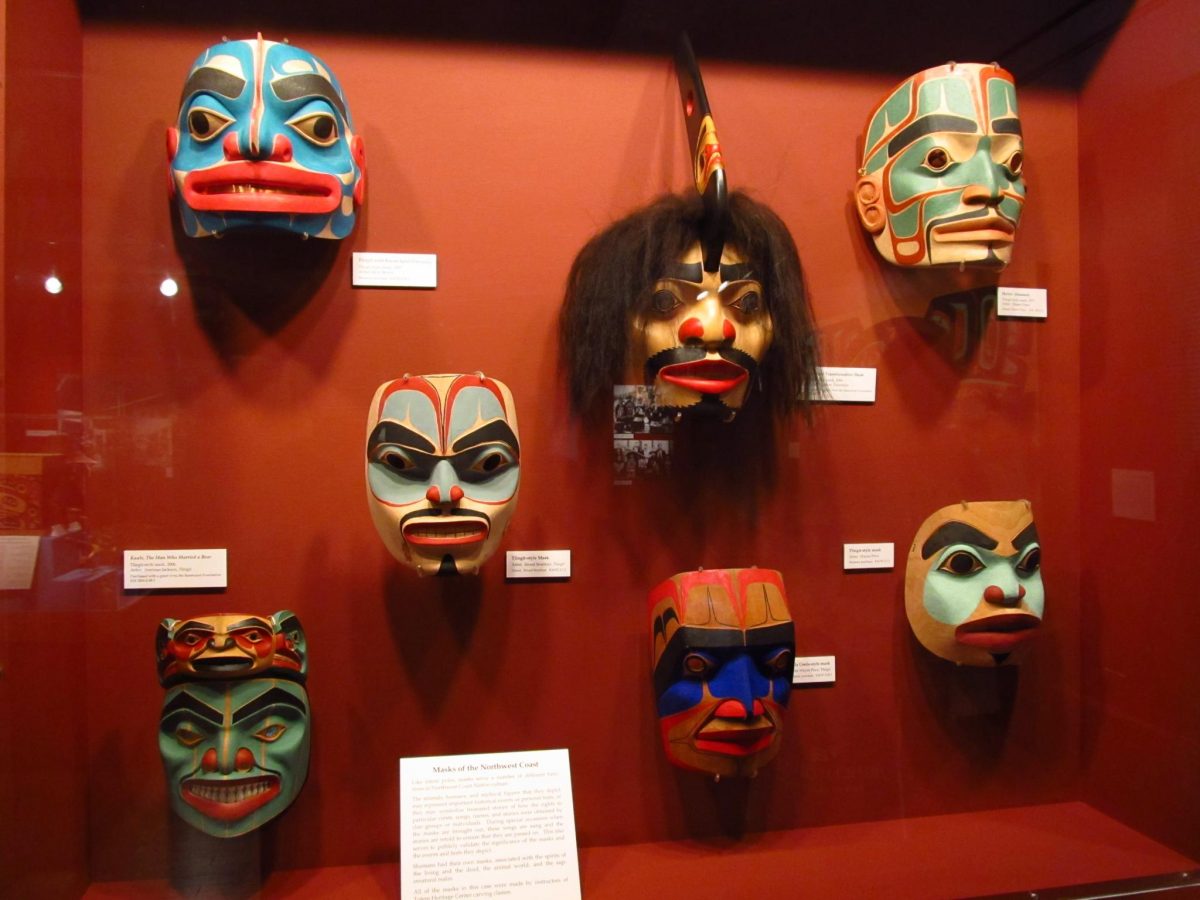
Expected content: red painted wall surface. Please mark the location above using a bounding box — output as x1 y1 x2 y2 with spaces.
0 1 89 898
1078 0 1200 860
70 25 1087 881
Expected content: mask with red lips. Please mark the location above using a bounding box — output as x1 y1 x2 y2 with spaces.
157 611 309 838
649 568 794 778
366 374 520 576
168 35 365 239
632 243 772 418
905 500 1044 666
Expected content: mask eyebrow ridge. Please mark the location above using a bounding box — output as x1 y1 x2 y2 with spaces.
921 521 999 559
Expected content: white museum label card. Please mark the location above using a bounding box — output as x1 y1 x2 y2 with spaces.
815 366 877 403
997 286 1048 318
400 748 581 900
794 655 836 685
506 550 571 579
0 535 39 590
843 542 894 570
352 252 438 289
123 549 228 590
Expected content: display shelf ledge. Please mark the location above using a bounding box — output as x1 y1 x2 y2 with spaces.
83 802 1196 899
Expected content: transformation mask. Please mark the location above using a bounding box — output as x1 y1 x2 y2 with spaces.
649 568 794 778
168 34 366 238
156 610 306 687
156 610 309 838
905 500 1044 666
855 62 1024 268
366 374 520 576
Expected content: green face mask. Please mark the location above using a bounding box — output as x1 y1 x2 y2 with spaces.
855 62 1025 268
159 679 310 837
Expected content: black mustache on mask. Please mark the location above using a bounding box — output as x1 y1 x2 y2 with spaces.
643 344 760 386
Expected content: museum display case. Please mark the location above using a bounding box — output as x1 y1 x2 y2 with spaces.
1 0 1197 896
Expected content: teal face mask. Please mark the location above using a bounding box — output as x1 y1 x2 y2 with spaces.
855 62 1025 268
158 679 309 837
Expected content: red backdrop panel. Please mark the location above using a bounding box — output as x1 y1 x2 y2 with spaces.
1078 0 1200 859
71 24 1086 880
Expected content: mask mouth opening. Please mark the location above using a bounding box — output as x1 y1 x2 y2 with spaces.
402 516 490 547
954 612 1040 652
181 773 282 821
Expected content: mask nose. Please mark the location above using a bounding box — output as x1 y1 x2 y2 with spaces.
677 296 736 348
983 567 1026 607
960 153 1004 206
710 655 767 719
424 460 464 508
222 130 294 162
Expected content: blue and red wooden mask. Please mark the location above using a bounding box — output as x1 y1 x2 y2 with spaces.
905 501 1044 666
649 568 795 778
156 611 309 838
366 374 521 576
168 35 365 238
855 62 1025 268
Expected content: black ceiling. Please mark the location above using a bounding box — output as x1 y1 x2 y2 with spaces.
76 0 1135 88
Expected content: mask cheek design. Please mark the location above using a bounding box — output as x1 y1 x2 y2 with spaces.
905 500 1045 666
856 62 1024 269
366 374 520 576
169 36 364 239
649 568 794 779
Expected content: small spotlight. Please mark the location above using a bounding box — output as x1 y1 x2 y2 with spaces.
44 276 63 295
159 277 179 297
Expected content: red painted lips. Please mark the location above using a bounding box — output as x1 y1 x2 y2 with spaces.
402 518 488 546
182 774 280 821
659 358 748 395
183 162 341 214
955 612 1041 652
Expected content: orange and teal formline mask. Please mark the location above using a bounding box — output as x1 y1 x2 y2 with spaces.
649 567 795 779
855 62 1025 269
157 611 309 838
366 374 521 576
905 501 1044 666
168 35 365 238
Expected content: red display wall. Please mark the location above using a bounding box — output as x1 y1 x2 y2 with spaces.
75 23 1084 881
1078 0 1200 860
0 0 1193 893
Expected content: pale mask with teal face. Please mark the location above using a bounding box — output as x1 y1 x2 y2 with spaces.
159 678 310 838
167 34 366 238
855 62 1025 268
905 500 1044 666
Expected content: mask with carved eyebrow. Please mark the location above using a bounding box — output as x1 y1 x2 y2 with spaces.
365 373 521 575
158 678 310 837
167 34 366 238
649 567 795 778
905 500 1045 666
854 62 1025 268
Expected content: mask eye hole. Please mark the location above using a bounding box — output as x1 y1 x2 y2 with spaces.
378 449 415 473
728 290 762 315
682 652 716 679
254 723 287 743
180 632 204 647
187 107 233 142
1016 546 1041 575
288 112 339 147
938 549 984 576
762 648 794 677
1007 150 1024 177
175 725 204 747
922 147 952 172
470 450 513 476
651 289 682 317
